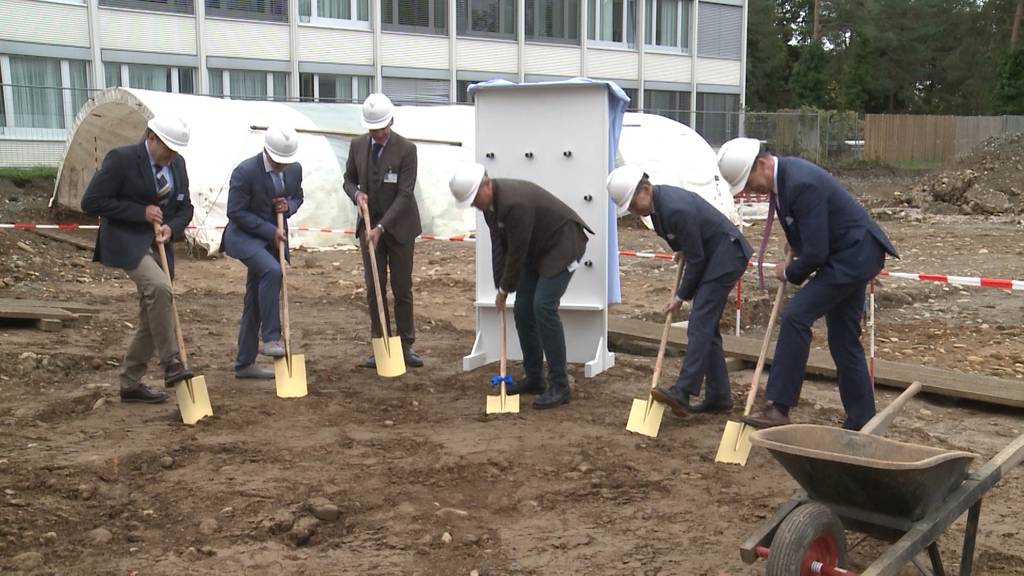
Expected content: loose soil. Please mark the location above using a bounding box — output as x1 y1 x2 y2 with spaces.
1 173 1023 575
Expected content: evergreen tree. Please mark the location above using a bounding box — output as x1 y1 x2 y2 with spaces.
996 48 1024 113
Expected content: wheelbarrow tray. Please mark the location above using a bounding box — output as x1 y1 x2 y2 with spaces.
751 425 977 522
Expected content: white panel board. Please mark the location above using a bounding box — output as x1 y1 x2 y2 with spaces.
0 0 89 47
524 44 581 77
381 33 448 69
465 83 614 378
456 39 517 73
644 52 691 83
0 139 65 167
696 57 741 86
585 48 637 79
299 27 373 64
206 19 289 60
100 10 196 54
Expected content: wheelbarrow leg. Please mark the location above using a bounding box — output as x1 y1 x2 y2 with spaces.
958 500 983 576
926 542 946 576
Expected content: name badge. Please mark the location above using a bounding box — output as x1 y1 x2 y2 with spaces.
176 193 185 201
384 170 398 184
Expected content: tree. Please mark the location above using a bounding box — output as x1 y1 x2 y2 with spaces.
745 0 797 110
789 43 831 107
995 48 1024 113
1013 0 1023 48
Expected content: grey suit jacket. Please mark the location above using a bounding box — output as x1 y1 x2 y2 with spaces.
485 178 594 293
81 141 193 277
342 132 421 245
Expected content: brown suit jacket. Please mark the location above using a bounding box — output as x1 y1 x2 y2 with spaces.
485 178 593 293
343 132 421 244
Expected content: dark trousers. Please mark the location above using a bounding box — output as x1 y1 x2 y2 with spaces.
514 265 574 388
235 248 282 370
765 275 876 429
361 233 415 347
672 244 748 402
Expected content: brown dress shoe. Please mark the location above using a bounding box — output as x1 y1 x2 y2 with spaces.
650 387 690 417
740 404 791 428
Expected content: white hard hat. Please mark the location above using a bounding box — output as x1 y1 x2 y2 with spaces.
264 125 299 164
362 93 395 130
449 163 486 208
147 115 189 154
717 137 762 195
606 165 646 218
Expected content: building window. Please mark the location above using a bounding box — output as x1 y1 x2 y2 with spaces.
105 63 197 94
525 0 579 43
622 87 638 110
645 0 687 50
299 73 371 102
382 0 447 34
696 92 739 146
299 0 369 23
457 0 516 38
456 80 475 103
99 0 195 15
382 77 449 105
697 2 741 60
645 88 690 125
587 0 635 46
209 69 289 100
1 55 92 132
205 0 288 23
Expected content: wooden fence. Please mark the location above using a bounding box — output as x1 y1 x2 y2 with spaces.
865 114 1024 164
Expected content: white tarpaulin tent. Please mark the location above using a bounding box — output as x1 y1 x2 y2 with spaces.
53 88 737 253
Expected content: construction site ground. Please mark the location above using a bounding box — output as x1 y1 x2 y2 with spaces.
1 169 1023 575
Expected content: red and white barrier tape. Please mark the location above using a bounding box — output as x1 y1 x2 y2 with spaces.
5 222 1023 291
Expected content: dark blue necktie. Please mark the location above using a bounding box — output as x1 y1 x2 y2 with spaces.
372 142 383 162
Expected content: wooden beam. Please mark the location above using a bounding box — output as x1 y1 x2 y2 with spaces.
609 317 1024 409
0 299 96 315
31 229 95 251
0 305 76 321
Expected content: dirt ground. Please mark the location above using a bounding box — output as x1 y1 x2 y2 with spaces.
1 170 1023 576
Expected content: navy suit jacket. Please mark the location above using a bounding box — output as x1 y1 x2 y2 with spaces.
776 157 898 285
651 185 753 302
222 153 304 261
81 141 193 277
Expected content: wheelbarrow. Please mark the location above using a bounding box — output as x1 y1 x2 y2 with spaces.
741 382 1024 576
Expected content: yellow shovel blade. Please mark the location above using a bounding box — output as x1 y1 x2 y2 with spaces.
715 419 754 465
175 375 213 426
275 354 308 398
486 391 520 414
372 336 406 378
626 397 666 438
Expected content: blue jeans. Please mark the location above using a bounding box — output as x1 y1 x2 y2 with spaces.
235 248 282 370
513 265 574 389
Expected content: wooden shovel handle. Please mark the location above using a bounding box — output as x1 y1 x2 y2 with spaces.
650 260 686 391
276 212 290 348
152 221 189 367
361 202 392 343
498 306 507 378
743 279 786 416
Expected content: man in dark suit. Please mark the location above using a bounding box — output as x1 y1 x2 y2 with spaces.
449 164 593 410
222 126 304 379
343 93 423 368
718 138 899 430
607 166 752 415
81 115 194 404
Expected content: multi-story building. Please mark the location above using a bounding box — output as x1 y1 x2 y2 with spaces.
0 0 745 166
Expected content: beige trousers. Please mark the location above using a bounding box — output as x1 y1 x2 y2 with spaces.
118 252 179 389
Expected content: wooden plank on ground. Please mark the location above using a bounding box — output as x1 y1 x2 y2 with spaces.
0 298 96 314
609 317 1024 409
0 304 76 321
31 229 95 251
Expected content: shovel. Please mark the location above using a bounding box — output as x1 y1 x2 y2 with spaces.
486 307 519 414
152 222 213 426
714 279 786 465
361 203 406 378
274 212 307 398
626 260 685 437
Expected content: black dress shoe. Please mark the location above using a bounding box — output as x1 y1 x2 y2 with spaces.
506 377 545 395
362 355 376 369
120 384 170 404
650 387 691 417
163 361 193 387
404 349 424 368
533 384 571 409
688 398 735 414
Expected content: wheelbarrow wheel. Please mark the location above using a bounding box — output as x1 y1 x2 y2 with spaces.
765 503 847 576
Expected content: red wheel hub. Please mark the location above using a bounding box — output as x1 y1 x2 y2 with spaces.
801 533 839 576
